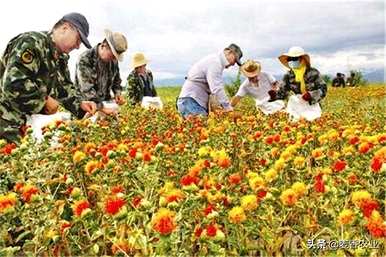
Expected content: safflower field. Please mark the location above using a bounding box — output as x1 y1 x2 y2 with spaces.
0 85 385 256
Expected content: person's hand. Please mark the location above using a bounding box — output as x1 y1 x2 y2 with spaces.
100 107 118 116
44 96 59 114
80 101 97 115
115 95 126 105
302 91 312 102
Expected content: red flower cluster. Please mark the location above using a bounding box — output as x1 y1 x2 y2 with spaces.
314 174 325 193
105 197 126 215
332 160 346 172
360 199 379 218
180 175 200 186
228 173 242 185
0 143 16 155
73 200 90 217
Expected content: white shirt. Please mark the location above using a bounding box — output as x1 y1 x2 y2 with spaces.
179 52 233 111
236 72 276 102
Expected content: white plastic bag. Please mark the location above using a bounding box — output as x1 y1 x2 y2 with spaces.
255 97 285 115
26 112 71 142
286 94 322 121
141 96 163 109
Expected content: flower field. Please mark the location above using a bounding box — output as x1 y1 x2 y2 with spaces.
0 85 385 256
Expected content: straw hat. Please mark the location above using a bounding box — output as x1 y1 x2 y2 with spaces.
240 60 261 78
131 52 149 69
104 29 127 62
278 46 310 68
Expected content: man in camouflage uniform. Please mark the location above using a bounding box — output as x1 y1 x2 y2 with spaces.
126 52 157 105
0 13 97 143
269 46 327 105
75 30 127 114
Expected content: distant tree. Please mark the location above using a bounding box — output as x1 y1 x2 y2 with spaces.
322 74 332 85
225 71 242 97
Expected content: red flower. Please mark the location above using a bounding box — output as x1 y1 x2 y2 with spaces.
359 143 372 154
360 199 380 218
314 175 325 193
204 204 216 216
180 175 199 186
128 148 137 158
99 146 109 157
265 136 274 145
273 134 281 143
105 197 126 215
143 151 152 162
60 221 71 234
253 131 263 140
206 224 217 237
370 157 383 172
257 190 267 199
1 143 17 155
218 157 231 168
348 136 360 145
132 196 142 208
194 227 203 238
259 159 267 166
347 173 358 185
228 173 242 185
333 160 347 172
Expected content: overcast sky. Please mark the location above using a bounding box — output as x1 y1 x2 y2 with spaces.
1 0 384 84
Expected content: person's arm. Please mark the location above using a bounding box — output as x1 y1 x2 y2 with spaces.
2 38 46 115
75 55 102 109
206 66 232 111
231 79 248 107
270 75 290 101
306 69 327 104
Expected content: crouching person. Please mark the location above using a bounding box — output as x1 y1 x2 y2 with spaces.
0 13 97 143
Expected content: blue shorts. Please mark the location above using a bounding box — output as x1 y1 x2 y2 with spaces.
177 97 208 118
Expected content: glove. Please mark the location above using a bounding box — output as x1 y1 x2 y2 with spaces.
302 91 312 102
268 90 276 102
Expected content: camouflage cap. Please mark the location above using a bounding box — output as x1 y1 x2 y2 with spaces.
61 12 91 49
225 43 243 66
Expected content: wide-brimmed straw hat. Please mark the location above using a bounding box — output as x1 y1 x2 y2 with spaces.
104 29 127 62
278 46 310 68
240 60 261 78
131 52 149 69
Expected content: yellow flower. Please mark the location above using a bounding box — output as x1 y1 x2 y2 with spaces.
198 146 211 157
312 148 324 159
271 147 279 157
342 146 355 156
228 206 246 224
280 150 292 161
241 195 258 211
263 169 278 182
73 151 86 164
274 158 286 171
280 189 298 206
84 160 99 175
159 182 175 195
249 176 265 191
293 156 305 168
117 143 128 152
0 192 18 213
351 190 372 207
291 182 307 197
337 209 355 225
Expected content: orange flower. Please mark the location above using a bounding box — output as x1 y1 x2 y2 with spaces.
365 210 386 238
280 189 298 206
21 185 39 203
73 199 90 217
0 193 17 213
337 209 355 225
358 142 372 154
228 206 247 223
218 156 231 168
228 173 242 185
165 189 185 203
151 208 176 235
85 160 100 175
142 151 152 162
111 240 131 255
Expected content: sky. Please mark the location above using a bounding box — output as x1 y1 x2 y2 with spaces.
0 0 384 84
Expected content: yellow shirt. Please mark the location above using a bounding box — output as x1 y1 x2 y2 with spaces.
292 64 307 93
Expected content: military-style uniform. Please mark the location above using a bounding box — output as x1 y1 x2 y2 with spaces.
0 31 86 142
275 67 327 105
75 45 122 109
126 70 157 105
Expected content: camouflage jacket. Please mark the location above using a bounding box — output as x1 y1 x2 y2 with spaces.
276 67 327 104
0 31 85 125
75 45 122 107
126 70 157 105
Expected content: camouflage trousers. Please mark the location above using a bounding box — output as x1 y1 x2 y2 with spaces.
0 117 22 144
